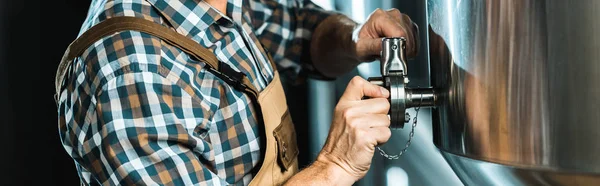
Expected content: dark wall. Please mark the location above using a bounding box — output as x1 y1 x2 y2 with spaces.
0 0 90 185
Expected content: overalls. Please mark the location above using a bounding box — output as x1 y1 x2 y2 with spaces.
54 16 299 185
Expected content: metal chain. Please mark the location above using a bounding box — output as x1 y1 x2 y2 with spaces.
377 93 423 160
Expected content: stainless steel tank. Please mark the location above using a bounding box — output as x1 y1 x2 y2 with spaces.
427 0 600 185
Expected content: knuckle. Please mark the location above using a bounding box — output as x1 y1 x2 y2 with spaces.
349 119 361 129
385 128 392 136
350 76 365 86
342 107 356 120
372 98 390 112
375 114 391 126
387 8 401 15
374 8 384 14
381 128 392 140
381 101 391 111
383 118 391 127
371 8 384 18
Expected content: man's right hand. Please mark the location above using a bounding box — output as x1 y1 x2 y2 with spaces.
317 76 392 182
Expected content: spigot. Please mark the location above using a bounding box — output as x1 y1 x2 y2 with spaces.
368 37 436 128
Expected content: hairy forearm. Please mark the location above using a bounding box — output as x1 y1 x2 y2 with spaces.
285 160 356 186
310 14 360 78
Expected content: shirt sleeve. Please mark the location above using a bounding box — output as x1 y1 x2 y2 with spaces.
60 66 226 185
249 0 338 74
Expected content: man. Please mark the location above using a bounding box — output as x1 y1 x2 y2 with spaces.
55 0 418 185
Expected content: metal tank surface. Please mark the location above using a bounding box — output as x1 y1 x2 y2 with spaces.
426 0 600 185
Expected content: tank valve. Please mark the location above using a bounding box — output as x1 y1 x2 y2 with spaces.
368 37 436 128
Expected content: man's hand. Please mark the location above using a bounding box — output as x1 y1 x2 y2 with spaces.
310 9 418 77
354 8 419 61
318 76 392 181
285 77 390 185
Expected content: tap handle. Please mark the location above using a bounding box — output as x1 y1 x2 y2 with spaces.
381 37 408 77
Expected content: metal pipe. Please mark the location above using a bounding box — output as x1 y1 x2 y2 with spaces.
369 38 440 128
405 88 436 108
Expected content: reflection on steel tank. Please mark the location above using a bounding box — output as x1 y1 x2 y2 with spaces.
427 0 600 185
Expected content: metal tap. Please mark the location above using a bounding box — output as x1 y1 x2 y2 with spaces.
368 37 436 128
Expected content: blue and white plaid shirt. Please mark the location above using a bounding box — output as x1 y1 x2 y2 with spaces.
57 0 333 185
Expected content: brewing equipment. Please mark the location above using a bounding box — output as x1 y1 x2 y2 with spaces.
427 0 600 185
368 38 436 128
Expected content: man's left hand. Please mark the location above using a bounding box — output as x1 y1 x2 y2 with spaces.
353 8 419 62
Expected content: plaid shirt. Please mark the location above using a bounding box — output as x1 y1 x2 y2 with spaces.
57 0 333 185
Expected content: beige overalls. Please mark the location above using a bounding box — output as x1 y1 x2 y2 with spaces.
55 16 299 185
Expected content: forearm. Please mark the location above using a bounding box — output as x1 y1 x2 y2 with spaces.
310 14 361 78
285 160 356 186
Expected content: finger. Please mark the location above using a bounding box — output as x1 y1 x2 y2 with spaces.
352 114 390 128
386 8 402 19
360 14 408 57
401 14 419 57
389 12 416 58
370 127 392 145
409 22 420 57
375 12 407 39
381 10 419 58
347 114 390 131
387 9 413 44
341 76 390 101
354 98 390 115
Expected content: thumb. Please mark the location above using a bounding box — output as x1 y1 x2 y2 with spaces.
341 76 390 101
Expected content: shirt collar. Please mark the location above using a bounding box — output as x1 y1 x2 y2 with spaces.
146 0 246 38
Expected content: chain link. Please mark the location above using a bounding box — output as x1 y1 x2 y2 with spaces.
377 93 423 160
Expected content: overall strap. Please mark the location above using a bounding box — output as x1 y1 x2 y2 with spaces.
54 16 261 104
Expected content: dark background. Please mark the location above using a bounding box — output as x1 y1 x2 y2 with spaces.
1 0 90 185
